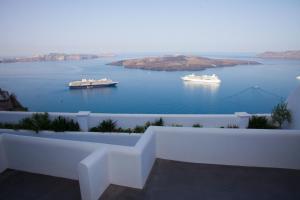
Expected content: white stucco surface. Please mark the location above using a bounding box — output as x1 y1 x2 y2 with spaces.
79 148 109 200
0 129 140 146
0 135 7 173
2 134 100 179
154 127 300 169
287 85 300 129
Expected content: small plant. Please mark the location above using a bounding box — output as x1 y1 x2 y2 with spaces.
90 119 117 132
19 113 51 133
145 118 164 128
248 116 276 129
227 124 239 128
144 121 151 129
193 124 203 128
0 113 81 132
115 127 132 133
171 124 183 127
152 118 164 126
133 125 145 133
271 101 292 128
51 116 80 132
0 122 19 130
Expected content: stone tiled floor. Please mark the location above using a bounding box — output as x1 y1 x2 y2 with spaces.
100 159 300 200
0 169 81 200
1 159 300 200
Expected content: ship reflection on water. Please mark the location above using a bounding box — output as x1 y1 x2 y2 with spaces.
183 81 220 94
68 87 118 101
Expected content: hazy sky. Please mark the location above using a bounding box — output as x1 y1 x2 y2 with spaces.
0 0 300 56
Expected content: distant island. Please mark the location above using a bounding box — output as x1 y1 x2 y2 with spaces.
258 50 300 59
107 55 260 71
0 53 116 63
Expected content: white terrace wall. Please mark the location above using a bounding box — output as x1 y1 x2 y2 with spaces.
0 135 7 172
1 134 101 179
0 111 78 123
1 129 140 146
153 127 300 170
0 133 155 200
0 111 258 131
287 85 300 129
89 113 249 129
107 128 156 188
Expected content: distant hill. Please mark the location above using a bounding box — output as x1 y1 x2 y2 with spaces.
107 55 260 71
258 50 300 59
0 53 116 63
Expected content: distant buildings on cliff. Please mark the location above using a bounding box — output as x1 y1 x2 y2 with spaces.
0 53 116 63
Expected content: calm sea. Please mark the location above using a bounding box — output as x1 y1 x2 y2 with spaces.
0 53 299 114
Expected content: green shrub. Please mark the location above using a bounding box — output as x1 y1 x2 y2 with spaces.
90 119 117 132
19 113 51 133
271 101 292 128
227 124 239 128
133 125 145 133
0 122 19 130
171 124 183 127
90 118 165 133
247 116 276 129
51 116 80 132
90 119 136 133
115 127 133 133
145 118 164 129
1 113 80 133
144 121 151 129
153 118 164 126
193 124 203 128
89 127 100 132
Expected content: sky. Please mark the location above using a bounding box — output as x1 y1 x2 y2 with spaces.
0 0 300 56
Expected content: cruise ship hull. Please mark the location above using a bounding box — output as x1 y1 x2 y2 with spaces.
181 77 221 83
181 74 221 83
69 82 118 89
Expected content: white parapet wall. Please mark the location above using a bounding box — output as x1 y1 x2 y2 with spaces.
0 132 156 200
2 134 101 179
0 111 270 131
287 85 300 129
154 127 300 169
0 135 8 173
1 129 140 146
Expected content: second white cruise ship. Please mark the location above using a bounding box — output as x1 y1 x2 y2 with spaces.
181 74 221 83
69 78 118 89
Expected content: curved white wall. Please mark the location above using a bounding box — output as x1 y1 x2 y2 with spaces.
2 134 100 179
79 149 109 200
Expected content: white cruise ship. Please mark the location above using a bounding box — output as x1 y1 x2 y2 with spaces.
69 78 118 89
181 74 221 83
297 76 300 80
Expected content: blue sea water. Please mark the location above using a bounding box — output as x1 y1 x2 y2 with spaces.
0 53 299 114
